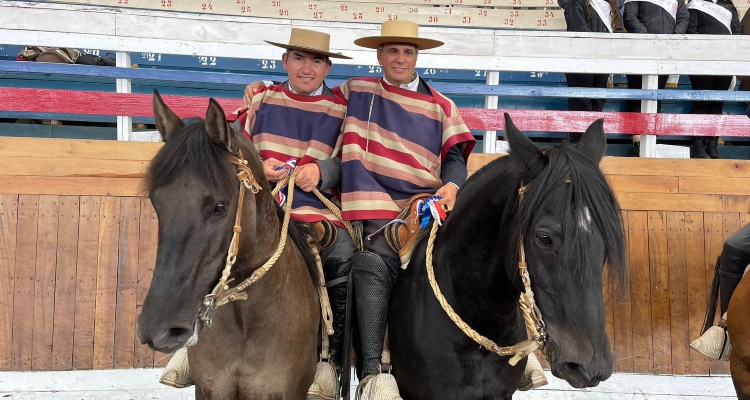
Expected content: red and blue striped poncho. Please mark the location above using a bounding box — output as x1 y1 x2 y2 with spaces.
234 84 348 225
334 77 475 221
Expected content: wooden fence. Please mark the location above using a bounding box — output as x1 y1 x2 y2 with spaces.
1 136 749 375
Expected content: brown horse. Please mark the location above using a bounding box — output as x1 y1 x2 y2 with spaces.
729 272 750 400
136 91 320 399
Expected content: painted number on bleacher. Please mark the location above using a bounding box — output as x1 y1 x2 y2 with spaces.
83 49 100 56
368 66 383 73
443 8 453 14
428 16 438 22
388 13 398 20
375 6 385 12
537 19 547 26
503 18 515 26
241 6 252 13
236 0 244 3
475 70 487 77
313 11 324 18
353 12 363 19
512 0 522 4
279 9 289 16
546 0 555 4
462 16 472 24
483 0 492 3
544 11 554 17
141 53 162 62
117 0 128 4
272 0 281 5
340 4 349 10
308 3 317 9
161 0 172 8
409 6 418 13
202 3 213 10
198 56 218 66
530 72 547 78
261 60 277 69
422 68 437 75
508 10 519 17
453 0 463 3
478 9 488 16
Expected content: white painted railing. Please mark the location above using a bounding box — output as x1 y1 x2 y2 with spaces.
2 0 750 155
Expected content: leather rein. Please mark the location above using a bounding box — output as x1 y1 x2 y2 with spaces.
424 181 549 366
197 149 282 328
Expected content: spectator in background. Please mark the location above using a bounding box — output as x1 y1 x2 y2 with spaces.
623 0 689 156
686 0 742 159
560 0 623 142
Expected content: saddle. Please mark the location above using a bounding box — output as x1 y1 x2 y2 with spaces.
306 220 338 249
384 193 433 267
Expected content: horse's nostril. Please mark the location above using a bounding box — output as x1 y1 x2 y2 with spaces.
169 327 190 340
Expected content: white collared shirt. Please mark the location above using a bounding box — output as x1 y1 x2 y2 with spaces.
383 72 420 92
289 82 324 96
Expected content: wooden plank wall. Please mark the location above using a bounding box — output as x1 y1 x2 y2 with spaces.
1 137 750 374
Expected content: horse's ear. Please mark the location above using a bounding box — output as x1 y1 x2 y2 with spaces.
152 89 185 142
578 118 606 163
205 98 235 152
504 113 545 170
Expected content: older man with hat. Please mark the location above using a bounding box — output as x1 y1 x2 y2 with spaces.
333 20 548 397
158 28 355 400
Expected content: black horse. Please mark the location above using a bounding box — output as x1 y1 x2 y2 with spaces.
389 114 626 399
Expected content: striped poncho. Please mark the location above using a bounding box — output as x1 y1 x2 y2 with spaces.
334 77 475 221
235 83 347 225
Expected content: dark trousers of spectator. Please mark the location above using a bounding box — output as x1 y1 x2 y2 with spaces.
688 75 732 158
626 75 669 113
689 75 732 115
565 73 608 142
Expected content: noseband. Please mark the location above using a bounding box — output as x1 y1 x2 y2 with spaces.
425 180 549 366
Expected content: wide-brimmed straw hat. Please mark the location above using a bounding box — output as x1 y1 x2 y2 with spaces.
265 28 351 59
354 20 444 50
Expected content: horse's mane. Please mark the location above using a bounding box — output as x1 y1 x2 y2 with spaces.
144 119 319 287
512 145 626 280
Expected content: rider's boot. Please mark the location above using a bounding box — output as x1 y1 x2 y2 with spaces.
691 242 749 361
308 257 351 400
517 352 548 391
159 347 194 388
351 251 402 400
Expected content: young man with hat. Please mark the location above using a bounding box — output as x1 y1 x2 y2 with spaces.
159 28 355 400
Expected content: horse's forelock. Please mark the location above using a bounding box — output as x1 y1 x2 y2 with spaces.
514 147 626 281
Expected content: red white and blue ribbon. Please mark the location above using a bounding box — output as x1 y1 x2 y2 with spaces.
274 158 298 207
418 196 447 229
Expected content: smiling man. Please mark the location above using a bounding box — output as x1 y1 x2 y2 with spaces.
158 28 355 400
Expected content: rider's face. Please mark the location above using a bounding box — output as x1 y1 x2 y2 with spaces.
377 43 418 86
282 50 332 95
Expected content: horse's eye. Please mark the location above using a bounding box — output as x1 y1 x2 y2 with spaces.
536 234 553 248
213 202 228 215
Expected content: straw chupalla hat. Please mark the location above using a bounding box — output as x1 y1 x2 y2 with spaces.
265 28 351 59
354 20 444 50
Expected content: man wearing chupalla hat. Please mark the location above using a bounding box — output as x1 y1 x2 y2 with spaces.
158 28 356 400
332 20 551 397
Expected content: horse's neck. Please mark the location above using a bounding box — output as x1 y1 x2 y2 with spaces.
433 223 523 338
235 197 284 281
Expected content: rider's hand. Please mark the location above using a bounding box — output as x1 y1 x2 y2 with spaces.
294 163 321 193
435 183 459 212
243 81 267 107
262 158 288 182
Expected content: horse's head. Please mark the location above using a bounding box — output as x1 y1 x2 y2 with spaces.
136 91 273 353
504 114 625 388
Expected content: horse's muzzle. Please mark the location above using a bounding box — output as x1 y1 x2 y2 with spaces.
136 315 196 353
